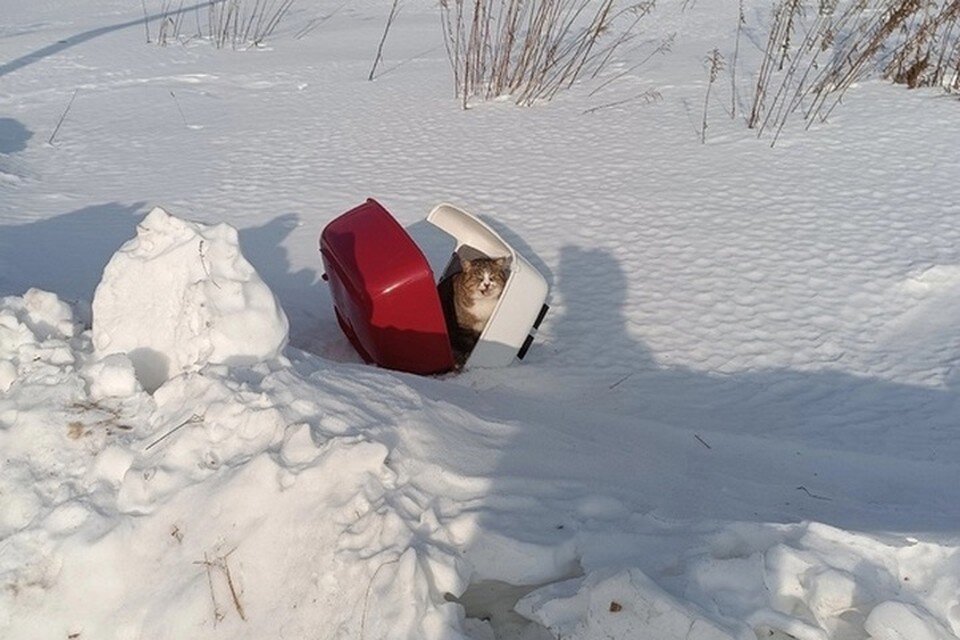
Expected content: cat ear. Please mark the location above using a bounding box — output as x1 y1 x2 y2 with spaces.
494 256 512 269
459 257 472 272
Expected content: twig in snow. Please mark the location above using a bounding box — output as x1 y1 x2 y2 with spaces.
200 552 225 625
796 485 832 501
369 0 401 81
198 240 222 289
194 547 245 623
590 31 674 97
145 414 203 451
295 0 349 40
48 89 79 146
222 549 246 621
360 557 401 639
608 372 634 389
694 434 712 449
170 91 190 128
582 89 662 115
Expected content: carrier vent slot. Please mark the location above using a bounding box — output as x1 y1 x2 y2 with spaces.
517 335 535 360
533 304 549 330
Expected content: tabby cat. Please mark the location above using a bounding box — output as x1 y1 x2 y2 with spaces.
450 256 511 361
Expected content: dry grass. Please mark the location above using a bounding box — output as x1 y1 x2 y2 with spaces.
195 548 246 625
440 0 656 107
743 0 960 144
884 0 960 90
153 0 295 49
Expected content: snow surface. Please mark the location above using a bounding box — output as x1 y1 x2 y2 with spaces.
2 0 960 639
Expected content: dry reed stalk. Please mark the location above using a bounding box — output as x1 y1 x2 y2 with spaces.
49 89 79 146
805 0 921 123
589 27 671 96
885 0 960 88
760 8 838 138
441 0 649 107
154 0 293 49
142 0 152 43
745 0 960 145
702 48 725 143
581 87 660 113
370 0 402 80
748 3 782 128
778 0 805 70
748 0 802 128
731 0 744 118
588 3 654 79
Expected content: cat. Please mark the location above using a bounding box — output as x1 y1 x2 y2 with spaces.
450 256 511 363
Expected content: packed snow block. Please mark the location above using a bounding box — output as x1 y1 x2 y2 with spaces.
92 207 289 392
516 568 736 640
81 353 140 400
319 199 549 374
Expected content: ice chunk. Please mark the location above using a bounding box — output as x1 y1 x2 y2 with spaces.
91 207 288 392
1 289 74 359
81 353 141 400
19 288 76 340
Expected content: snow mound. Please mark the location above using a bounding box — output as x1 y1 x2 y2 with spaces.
92 207 289 393
1 289 472 638
517 568 734 640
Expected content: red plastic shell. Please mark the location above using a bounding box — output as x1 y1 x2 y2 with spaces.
320 199 455 375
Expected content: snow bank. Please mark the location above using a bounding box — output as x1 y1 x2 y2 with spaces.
518 521 960 640
0 219 468 638
92 207 289 393
517 568 735 640
1 288 471 639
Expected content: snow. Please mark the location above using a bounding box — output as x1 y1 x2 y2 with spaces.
92 206 289 392
865 602 957 640
517 568 735 640
2 0 960 638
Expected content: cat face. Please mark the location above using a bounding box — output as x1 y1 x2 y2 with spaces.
459 256 510 299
